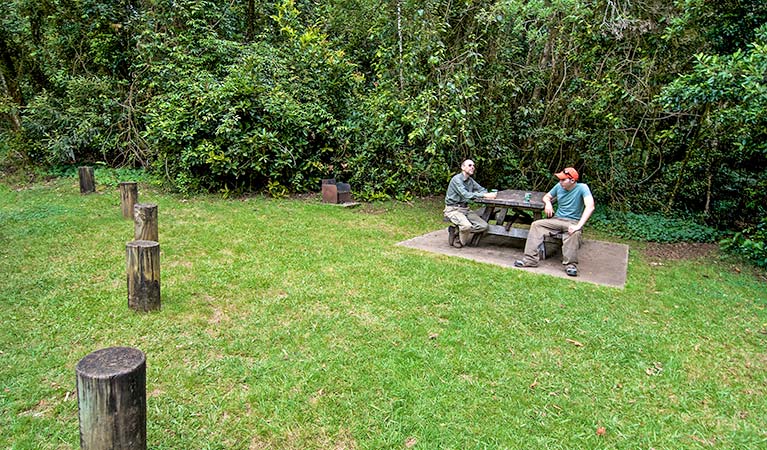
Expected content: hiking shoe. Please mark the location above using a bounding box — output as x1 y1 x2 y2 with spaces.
514 260 537 268
447 226 457 246
565 264 578 277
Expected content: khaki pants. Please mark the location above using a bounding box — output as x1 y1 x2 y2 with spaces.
443 206 488 245
522 217 582 266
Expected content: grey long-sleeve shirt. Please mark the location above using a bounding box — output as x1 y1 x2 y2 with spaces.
444 173 487 206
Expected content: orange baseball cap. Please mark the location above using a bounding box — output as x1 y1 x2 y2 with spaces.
555 167 579 181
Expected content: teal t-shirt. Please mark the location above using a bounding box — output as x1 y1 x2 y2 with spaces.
548 183 592 221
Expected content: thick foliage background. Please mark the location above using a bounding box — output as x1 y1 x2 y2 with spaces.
2 1 766 233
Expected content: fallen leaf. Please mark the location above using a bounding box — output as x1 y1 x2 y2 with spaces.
529 379 539 389
405 437 417 448
428 333 438 340
645 362 663 376
566 338 584 347
596 426 606 436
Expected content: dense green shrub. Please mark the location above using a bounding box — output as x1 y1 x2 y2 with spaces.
721 217 767 268
139 1 361 196
656 25 767 229
589 207 722 243
1 0 766 233
19 77 135 166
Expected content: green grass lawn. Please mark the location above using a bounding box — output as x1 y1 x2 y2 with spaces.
1 177 766 449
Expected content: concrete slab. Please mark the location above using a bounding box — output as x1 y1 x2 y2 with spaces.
396 229 629 288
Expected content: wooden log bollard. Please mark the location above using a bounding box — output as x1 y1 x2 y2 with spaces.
78 167 96 194
119 182 138 219
76 347 147 450
133 203 158 242
126 240 160 312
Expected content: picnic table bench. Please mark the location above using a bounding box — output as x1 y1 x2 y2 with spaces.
473 189 545 241
468 189 563 257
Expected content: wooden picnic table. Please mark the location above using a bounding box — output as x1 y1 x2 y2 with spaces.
470 189 547 245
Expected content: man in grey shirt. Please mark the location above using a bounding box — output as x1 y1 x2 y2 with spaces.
444 159 497 247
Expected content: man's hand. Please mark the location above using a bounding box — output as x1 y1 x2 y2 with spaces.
484 192 497 199
542 193 554 217
568 224 581 234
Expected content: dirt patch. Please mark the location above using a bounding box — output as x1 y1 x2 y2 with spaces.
642 242 719 261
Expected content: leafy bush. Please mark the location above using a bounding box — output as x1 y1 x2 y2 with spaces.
20 77 132 166
590 207 722 243
141 2 361 196
2 0 767 229
721 216 767 268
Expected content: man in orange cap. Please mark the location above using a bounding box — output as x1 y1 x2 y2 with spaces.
514 167 594 276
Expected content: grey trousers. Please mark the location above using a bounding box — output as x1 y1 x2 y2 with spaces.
444 205 488 245
522 217 583 266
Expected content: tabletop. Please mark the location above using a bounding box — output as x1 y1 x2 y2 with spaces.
474 189 547 210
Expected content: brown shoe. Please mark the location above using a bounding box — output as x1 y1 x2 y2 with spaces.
514 260 537 268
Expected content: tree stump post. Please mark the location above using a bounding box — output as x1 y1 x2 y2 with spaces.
133 203 158 242
76 347 147 450
126 240 161 312
119 182 138 219
78 167 96 194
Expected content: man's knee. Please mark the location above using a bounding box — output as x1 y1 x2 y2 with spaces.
563 229 582 244
530 219 545 231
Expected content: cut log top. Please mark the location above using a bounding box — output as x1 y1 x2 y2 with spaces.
76 347 146 379
127 240 160 248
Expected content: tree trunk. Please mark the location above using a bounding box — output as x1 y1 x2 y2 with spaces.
76 346 147 450
0 69 22 132
246 0 255 41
